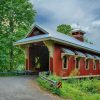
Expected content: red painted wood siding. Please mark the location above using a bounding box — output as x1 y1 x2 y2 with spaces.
53 45 62 76
53 44 100 77
53 45 76 77
79 58 87 75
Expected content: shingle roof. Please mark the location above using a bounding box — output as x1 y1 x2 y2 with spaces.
14 24 100 54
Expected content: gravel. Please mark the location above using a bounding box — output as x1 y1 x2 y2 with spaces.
0 76 63 100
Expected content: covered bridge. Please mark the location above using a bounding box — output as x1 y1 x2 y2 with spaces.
14 24 100 78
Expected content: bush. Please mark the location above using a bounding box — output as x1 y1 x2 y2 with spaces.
16 65 25 71
80 78 100 94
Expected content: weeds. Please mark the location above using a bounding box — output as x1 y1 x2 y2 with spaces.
37 75 100 100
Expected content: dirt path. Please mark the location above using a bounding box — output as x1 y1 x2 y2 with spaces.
0 76 63 100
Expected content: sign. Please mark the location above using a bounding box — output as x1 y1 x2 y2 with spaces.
57 81 62 88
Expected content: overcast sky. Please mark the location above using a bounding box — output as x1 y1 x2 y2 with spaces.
30 0 100 49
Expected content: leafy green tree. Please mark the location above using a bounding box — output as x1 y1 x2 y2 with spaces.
57 24 73 35
57 24 93 44
0 0 36 71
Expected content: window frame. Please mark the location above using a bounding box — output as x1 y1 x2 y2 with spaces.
93 60 97 70
85 59 89 70
62 55 68 69
99 60 100 70
75 57 81 70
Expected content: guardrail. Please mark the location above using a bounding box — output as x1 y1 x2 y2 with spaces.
39 72 62 88
0 70 38 76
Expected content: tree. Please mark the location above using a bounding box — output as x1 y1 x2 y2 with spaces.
0 0 36 71
57 24 93 44
57 24 73 35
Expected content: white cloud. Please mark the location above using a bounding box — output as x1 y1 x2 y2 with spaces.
92 20 100 26
30 0 100 49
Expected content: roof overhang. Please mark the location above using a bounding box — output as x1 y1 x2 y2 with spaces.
75 51 86 57
86 53 94 59
61 48 75 56
14 24 100 54
94 55 100 60
14 35 100 54
14 34 51 46
51 37 100 54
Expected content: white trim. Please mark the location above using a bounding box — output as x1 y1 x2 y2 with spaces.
75 56 80 70
52 37 100 54
85 58 89 70
26 24 49 38
49 51 50 73
99 60 100 70
62 55 68 69
14 35 100 54
61 53 75 59
14 37 51 46
62 75 100 79
93 59 97 70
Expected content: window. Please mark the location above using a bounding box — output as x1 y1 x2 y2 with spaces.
85 59 89 70
62 56 68 69
76 58 80 69
99 61 100 70
94 60 97 70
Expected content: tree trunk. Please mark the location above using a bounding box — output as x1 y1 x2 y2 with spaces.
9 17 14 70
9 39 14 70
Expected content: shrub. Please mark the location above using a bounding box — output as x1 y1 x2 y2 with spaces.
16 65 25 71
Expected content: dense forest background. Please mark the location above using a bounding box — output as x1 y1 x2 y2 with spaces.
0 0 36 72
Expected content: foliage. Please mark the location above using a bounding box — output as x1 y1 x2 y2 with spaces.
37 75 100 100
37 77 61 96
57 24 93 44
57 24 73 35
0 0 36 71
84 37 93 44
16 64 25 71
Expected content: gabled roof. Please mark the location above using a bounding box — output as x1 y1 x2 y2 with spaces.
14 24 100 54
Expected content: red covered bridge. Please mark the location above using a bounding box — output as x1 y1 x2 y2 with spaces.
14 24 100 78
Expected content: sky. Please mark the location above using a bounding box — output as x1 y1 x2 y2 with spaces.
30 0 100 49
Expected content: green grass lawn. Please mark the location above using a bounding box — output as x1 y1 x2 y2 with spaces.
37 75 100 100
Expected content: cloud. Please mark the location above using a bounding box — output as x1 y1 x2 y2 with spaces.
92 20 100 26
30 0 100 49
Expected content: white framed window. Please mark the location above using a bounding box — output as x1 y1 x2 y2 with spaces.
94 60 97 70
99 60 100 70
85 59 89 70
62 55 68 69
75 57 80 69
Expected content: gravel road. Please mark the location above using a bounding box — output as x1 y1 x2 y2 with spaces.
0 76 63 100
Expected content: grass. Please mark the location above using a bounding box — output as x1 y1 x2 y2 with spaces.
0 65 25 77
37 75 100 100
